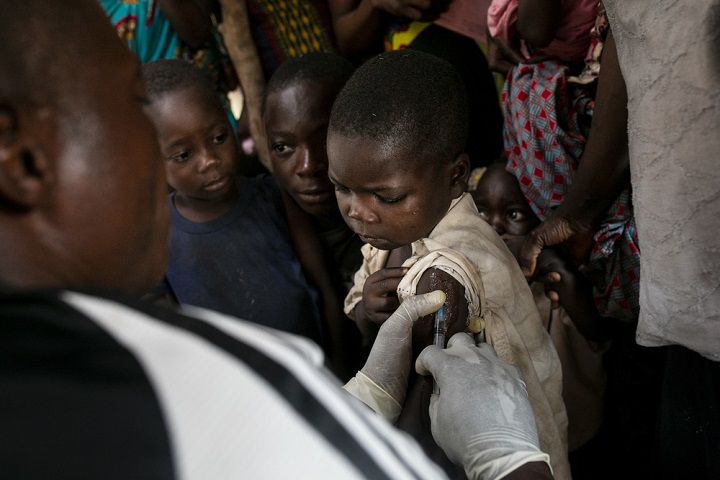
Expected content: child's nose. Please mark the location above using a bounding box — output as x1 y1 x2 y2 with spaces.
347 197 378 224
488 215 506 235
197 152 220 173
296 149 326 177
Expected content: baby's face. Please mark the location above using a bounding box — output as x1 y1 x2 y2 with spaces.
472 165 539 236
145 84 239 201
264 79 339 217
327 132 461 250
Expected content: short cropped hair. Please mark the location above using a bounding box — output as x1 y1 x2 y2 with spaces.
262 52 356 114
329 50 469 165
141 58 218 101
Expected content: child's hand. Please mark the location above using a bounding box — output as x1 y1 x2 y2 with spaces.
357 267 408 326
535 248 612 343
535 249 568 310
486 30 526 76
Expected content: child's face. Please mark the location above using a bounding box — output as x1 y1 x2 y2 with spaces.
472 165 539 236
327 132 467 250
146 85 239 201
264 79 339 217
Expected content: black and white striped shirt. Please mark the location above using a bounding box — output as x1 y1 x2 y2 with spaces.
0 289 448 480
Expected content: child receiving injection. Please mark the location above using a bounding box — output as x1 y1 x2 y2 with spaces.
330 50 570 480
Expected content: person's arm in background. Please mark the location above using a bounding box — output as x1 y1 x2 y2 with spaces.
281 189 363 381
486 0 560 75
329 0 390 59
485 0 527 76
518 27 630 278
328 0 450 60
158 0 212 48
516 0 561 48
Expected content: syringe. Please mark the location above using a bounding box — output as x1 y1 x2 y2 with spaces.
432 305 446 394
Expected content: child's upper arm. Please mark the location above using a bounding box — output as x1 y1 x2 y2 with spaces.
413 268 468 351
517 0 562 48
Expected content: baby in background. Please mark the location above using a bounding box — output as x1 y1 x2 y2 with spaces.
140 59 326 349
330 50 570 480
470 162 609 475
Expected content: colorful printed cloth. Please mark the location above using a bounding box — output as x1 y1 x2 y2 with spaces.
100 0 180 62
100 0 237 126
384 20 431 51
246 0 336 78
179 22 238 96
503 58 640 321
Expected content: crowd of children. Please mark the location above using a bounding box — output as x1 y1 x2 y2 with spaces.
92 1 706 478
3 0 718 479
0 4 554 479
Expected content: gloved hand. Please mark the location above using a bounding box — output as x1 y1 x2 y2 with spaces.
416 333 551 480
343 290 445 423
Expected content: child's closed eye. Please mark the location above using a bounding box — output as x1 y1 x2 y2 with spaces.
376 193 404 204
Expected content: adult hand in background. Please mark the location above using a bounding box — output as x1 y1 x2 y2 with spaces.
516 214 596 278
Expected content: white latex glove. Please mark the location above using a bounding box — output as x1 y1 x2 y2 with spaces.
344 290 446 423
416 333 551 480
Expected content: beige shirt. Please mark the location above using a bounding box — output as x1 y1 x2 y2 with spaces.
345 193 571 480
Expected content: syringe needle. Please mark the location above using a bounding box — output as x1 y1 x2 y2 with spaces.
432 305 446 394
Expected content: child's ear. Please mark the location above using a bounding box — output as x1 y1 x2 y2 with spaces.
449 152 471 198
0 104 53 211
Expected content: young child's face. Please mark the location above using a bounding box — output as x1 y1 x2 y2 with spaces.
472 165 540 236
146 84 239 201
264 79 339 217
327 132 465 250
